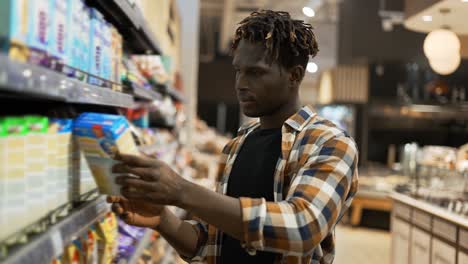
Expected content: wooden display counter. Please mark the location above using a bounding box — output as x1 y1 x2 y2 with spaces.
350 190 393 226
390 192 468 264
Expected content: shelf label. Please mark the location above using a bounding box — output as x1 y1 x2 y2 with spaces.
50 228 64 257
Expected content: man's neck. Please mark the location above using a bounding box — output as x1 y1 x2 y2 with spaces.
259 98 301 129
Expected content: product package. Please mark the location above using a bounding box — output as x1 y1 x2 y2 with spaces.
73 113 139 195
65 0 90 81
71 137 97 202
0 0 30 62
96 212 118 264
63 242 81 264
47 120 60 211
48 0 69 72
101 22 112 87
110 27 123 92
27 0 51 66
88 9 106 87
24 116 49 225
53 119 73 211
0 117 28 241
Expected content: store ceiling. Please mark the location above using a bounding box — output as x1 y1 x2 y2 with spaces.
200 0 341 86
404 0 468 34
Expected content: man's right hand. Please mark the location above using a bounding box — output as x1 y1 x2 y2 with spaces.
107 196 164 229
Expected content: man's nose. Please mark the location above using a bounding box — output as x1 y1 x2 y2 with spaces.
235 73 248 91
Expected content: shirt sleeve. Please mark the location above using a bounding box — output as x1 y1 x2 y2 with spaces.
179 219 209 261
239 134 359 256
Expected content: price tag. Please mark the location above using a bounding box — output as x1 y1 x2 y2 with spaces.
50 228 64 257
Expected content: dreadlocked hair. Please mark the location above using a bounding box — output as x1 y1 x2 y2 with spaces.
232 10 319 70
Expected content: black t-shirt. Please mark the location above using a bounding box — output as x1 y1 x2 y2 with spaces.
220 127 282 264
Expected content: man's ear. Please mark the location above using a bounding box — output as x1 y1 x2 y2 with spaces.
289 65 305 87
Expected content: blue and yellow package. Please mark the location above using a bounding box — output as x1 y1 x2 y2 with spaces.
27 0 52 66
73 113 139 195
0 0 30 62
49 0 69 72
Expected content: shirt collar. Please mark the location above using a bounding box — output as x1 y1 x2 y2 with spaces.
237 105 317 135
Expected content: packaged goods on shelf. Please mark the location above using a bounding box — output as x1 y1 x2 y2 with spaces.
66 0 91 81
27 0 51 66
110 27 123 92
116 220 148 261
0 117 28 241
73 113 140 195
0 0 30 62
49 0 69 72
71 138 97 201
131 55 170 85
24 116 49 225
53 119 74 211
96 212 119 264
47 121 59 212
457 143 468 172
418 145 458 169
122 56 152 90
101 22 112 86
88 9 106 87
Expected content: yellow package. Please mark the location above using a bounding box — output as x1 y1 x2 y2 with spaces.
96 212 118 264
0 117 28 240
24 116 49 225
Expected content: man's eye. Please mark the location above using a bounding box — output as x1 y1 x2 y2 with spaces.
249 69 262 76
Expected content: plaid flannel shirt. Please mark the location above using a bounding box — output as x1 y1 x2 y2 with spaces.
185 105 359 264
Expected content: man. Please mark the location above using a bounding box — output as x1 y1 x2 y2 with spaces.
109 10 358 264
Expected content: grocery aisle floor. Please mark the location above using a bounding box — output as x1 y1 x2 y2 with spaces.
334 225 391 264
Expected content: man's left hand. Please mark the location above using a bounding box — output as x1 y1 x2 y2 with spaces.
112 153 187 207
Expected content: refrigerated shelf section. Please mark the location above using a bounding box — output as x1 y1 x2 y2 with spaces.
2 196 109 264
0 55 134 108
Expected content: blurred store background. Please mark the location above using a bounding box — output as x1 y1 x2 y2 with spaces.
0 0 467 264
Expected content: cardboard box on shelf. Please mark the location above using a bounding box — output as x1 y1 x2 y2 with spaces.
88 9 105 87
24 116 49 225
0 0 30 62
27 0 52 66
0 117 28 241
65 0 90 81
49 0 69 72
47 120 59 211
110 27 123 92
52 119 74 211
74 113 139 195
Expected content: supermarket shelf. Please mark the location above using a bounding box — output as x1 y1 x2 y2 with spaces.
87 0 162 54
3 196 109 264
0 55 134 108
166 85 185 103
131 83 162 101
158 243 175 264
128 229 154 264
138 141 178 156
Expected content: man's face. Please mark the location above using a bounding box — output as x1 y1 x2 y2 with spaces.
232 40 293 117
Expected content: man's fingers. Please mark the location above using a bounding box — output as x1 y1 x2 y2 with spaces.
115 153 158 168
114 166 159 182
121 187 148 200
115 176 156 190
107 195 127 203
111 202 125 215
